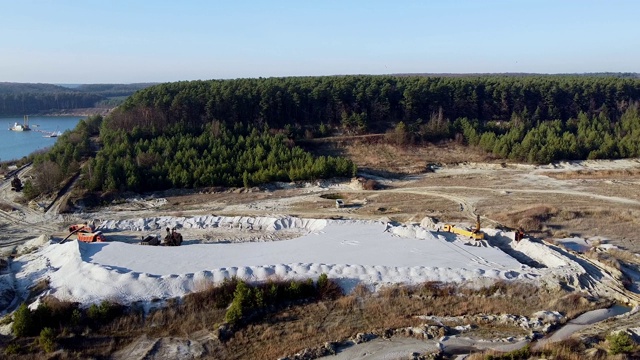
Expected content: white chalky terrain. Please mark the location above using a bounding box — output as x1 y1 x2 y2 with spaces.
8 215 633 308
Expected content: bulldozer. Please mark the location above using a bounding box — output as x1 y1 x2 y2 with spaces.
442 215 484 240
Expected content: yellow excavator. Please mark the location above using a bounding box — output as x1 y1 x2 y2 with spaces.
442 215 484 240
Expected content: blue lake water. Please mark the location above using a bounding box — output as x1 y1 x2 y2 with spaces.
0 116 84 162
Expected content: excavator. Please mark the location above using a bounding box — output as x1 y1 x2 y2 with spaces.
68 223 95 233
442 215 484 240
61 222 106 243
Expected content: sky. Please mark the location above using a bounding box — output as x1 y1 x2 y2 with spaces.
0 0 638 83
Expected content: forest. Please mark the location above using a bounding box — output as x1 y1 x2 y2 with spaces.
24 115 356 195
23 75 640 195
117 75 640 162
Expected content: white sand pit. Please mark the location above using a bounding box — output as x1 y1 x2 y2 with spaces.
11 216 610 307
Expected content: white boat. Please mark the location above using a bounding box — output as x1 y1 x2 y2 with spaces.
9 116 31 131
43 130 62 138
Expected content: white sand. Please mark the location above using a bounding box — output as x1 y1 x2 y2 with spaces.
8 215 630 308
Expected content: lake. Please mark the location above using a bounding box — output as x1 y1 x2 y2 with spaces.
0 116 84 162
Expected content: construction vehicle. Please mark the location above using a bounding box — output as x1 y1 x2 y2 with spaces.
68 223 95 233
10 176 22 191
514 228 525 242
163 227 183 246
140 234 161 246
442 215 484 240
77 231 106 243
61 222 105 244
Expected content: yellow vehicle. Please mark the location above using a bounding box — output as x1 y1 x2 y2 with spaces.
442 215 484 240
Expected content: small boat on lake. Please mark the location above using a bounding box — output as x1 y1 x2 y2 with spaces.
9 116 31 131
43 130 62 138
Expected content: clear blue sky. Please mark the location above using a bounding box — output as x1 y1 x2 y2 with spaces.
1 0 638 83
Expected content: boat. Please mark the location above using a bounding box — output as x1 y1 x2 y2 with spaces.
43 127 62 138
43 131 62 138
9 115 31 131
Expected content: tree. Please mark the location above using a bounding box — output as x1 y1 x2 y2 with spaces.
12 303 33 337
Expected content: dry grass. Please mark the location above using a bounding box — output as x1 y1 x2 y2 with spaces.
302 138 499 175
467 339 594 360
205 282 602 359
1 279 610 360
540 168 640 180
494 205 559 233
0 201 15 212
608 249 640 265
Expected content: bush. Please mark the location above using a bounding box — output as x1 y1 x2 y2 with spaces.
225 300 244 326
87 300 123 325
362 179 379 190
316 273 343 300
39 327 56 353
21 180 38 200
317 273 329 290
12 303 33 337
607 331 635 355
225 281 251 326
4 342 21 355
482 345 530 359
71 308 82 326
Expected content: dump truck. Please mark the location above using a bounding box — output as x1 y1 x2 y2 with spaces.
442 215 484 240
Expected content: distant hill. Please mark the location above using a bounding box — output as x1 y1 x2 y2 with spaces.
0 82 76 95
74 83 158 97
0 82 156 116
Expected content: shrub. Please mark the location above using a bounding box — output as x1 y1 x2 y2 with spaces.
21 180 39 200
362 179 379 190
317 273 329 290
87 300 123 325
12 303 33 337
316 273 342 300
87 303 100 321
39 327 56 353
225 281 251 326
607 331 635 355
4 342 21 355
481 345 530 359
71 308 82 326
286 281 301 299
225 300 244 326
